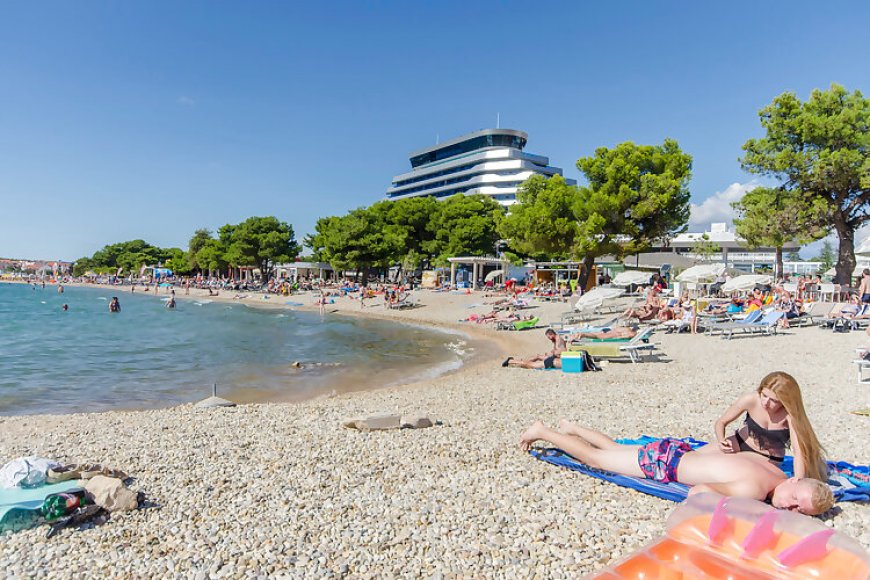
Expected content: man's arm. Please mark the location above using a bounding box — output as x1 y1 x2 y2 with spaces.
687 480 768 502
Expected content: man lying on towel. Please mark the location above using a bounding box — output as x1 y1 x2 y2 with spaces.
519 419 833 515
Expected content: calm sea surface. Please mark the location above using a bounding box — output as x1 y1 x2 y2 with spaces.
0 283 473 415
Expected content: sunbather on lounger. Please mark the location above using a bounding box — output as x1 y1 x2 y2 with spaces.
503 328 565 369
696 371 826 481
518 419 833 515
569 326 637 341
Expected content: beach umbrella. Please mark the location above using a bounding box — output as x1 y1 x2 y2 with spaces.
574 286 624 307
721 274 772 293
484 270 504 283
675 263 726 283
611 270 652 287
856 236 870 257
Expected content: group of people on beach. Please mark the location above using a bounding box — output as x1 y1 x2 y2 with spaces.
519 371 834 516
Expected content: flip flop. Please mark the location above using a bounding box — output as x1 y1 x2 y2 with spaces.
502 357 514 368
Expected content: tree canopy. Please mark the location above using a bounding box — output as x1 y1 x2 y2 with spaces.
740 83 870 283
498 140 692 287
306 194 505 283
72 216 297 278
731 186 828 278
498 174 581 260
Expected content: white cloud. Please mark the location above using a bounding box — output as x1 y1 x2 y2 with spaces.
177 95 196 106
689 181 760 231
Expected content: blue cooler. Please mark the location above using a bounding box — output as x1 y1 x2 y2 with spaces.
561 351 585 373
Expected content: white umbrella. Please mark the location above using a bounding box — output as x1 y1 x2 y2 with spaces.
721 274 772 293
855 236 870 257
574 286 624 309
675 263 726 283
611 270 652 287
825 266 865 278
484 270 503 283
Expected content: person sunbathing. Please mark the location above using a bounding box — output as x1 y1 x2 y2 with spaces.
503 328 566 369
518 419 833 515
569 326 637 341
698 372 827 480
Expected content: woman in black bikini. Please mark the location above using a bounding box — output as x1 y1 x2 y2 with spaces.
699 371 826 481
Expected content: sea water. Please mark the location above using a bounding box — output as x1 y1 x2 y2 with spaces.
0 283 474 415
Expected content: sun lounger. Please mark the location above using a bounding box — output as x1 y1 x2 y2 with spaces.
530 436 870 503
720 310 784 339
854 349 870 385
497 317 540 331
706 309 763 336
568 327 657 364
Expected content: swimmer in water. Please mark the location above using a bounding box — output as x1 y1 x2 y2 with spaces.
109 297 121 313
62 304 69 311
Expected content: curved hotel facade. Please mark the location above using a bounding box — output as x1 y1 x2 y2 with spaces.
385 129 575 205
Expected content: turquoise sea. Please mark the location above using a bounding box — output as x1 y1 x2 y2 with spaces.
0 283 473 415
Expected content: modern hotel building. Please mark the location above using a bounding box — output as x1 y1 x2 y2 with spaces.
385 129 575 205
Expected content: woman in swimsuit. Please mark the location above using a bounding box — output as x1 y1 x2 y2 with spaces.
699 371 826 481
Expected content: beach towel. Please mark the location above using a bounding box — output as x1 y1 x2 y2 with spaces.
530 436 870 503
0 480 84 532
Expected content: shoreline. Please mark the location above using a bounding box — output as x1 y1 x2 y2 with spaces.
0 280 515 417
2 281 868 576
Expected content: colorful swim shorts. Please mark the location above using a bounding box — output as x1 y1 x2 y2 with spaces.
637 438 694 483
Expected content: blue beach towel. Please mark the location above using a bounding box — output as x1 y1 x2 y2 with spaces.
530 436 870 503
0 481 84 532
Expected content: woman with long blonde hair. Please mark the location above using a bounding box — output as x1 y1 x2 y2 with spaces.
701 371 826 481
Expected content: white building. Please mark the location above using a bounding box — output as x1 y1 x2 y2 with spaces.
668 223 819 274
385 129 574 205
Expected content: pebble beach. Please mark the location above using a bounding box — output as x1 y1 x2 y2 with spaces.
1 288 869 578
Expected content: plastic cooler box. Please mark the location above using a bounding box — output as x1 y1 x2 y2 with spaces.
561 351 585 373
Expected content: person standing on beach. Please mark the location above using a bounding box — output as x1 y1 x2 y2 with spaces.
859 269 870 304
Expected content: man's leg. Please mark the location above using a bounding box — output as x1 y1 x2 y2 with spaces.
519 421 644 477
509 359 544 369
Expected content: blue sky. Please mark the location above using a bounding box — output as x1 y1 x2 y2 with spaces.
1 1 868 261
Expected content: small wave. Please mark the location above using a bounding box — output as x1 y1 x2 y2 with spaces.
447 340 471 357
276 313 286 318
40 301 46 304
98 297 108 301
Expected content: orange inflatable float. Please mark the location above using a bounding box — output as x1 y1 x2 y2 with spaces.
592 493 870 579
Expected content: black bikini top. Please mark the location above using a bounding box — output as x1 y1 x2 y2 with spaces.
744 412 790 449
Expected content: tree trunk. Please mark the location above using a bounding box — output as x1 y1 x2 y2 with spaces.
833 213 856 285
360 265 370 287
775 246 783 281
578 254 595 291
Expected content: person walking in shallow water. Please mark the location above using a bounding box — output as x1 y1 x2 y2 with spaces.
109 297 121 313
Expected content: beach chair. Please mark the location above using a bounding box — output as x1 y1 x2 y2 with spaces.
568 327 658 364
387 293 417 309
854 350 870 384
721 310 784 340
497 317 540 331
706 309 763 336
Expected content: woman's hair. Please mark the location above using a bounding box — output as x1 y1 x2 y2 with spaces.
757 372 827 481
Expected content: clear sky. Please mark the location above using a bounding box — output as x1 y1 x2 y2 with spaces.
1 1 868 261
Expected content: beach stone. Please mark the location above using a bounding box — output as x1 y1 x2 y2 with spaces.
401 414 434 429
85 476 139 512
342 413 401 431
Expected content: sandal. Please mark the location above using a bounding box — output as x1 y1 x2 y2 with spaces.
502 357 514 368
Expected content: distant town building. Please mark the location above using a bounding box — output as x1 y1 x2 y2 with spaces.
667 223 819 274
385 128 574 205
0 258 72 276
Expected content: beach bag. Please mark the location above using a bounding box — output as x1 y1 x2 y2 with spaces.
833 319 851 333
573 350 602 372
